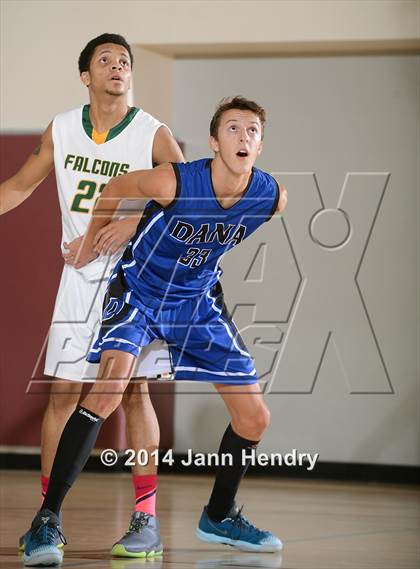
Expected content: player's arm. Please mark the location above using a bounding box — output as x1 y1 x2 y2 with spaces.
0 123 54 214
276 184 287 214
67 163 177 268
152 125 185 165
93 126 185 255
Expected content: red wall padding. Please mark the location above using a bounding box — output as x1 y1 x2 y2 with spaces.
0 134 174 450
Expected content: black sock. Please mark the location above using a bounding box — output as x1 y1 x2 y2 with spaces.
42 406 104 515
207 424 259 522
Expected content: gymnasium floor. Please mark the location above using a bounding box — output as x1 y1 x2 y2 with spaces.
0 471 418 568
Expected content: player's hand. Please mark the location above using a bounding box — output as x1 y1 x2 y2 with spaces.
63 236 98 269
277 184 288 214
93 217 138 255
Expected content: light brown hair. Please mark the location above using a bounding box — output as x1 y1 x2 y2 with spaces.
210 96 266 139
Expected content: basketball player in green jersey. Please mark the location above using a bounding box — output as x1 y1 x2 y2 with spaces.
0 33 184 560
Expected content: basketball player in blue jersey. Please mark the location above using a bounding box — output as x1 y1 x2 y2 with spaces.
22 96 288 565
0 34 184 564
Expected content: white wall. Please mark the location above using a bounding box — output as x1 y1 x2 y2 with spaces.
1 0 418 130
172 55 419 466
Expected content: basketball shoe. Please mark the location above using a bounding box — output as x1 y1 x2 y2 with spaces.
196 504 283 552
111 511 163 558
110 558 163 568
19 512 64 552
23 509 66 566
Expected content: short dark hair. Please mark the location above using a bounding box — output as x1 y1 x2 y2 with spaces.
210 96 266 139
78 33 134 74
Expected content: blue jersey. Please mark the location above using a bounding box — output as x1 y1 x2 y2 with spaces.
112 158 279 307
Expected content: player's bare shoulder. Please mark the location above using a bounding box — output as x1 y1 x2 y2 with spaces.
141 162 177 208
27 120 54 174
33 121 54 158
276 183 287 214
152 126 185 164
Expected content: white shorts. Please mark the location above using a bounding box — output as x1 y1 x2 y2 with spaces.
44 265 171 382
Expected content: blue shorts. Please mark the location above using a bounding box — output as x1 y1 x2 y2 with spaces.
87 282 257 385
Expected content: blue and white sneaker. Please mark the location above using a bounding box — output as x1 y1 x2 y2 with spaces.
23 509 66 566
196 504 283 553
19 514 64 552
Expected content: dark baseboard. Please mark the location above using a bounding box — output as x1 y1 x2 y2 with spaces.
1 452 419 484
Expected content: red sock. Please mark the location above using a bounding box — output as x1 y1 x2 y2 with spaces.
41 475 49 503
132 474 157 516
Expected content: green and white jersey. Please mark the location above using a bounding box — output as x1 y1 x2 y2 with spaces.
52 105 166 280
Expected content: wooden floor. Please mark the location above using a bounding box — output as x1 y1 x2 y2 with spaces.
0 471 419 568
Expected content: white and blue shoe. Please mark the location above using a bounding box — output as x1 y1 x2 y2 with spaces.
23 509 66 566
196 504 283 553
19 514 64 552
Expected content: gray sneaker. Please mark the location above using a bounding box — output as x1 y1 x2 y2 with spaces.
111 512 163 558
